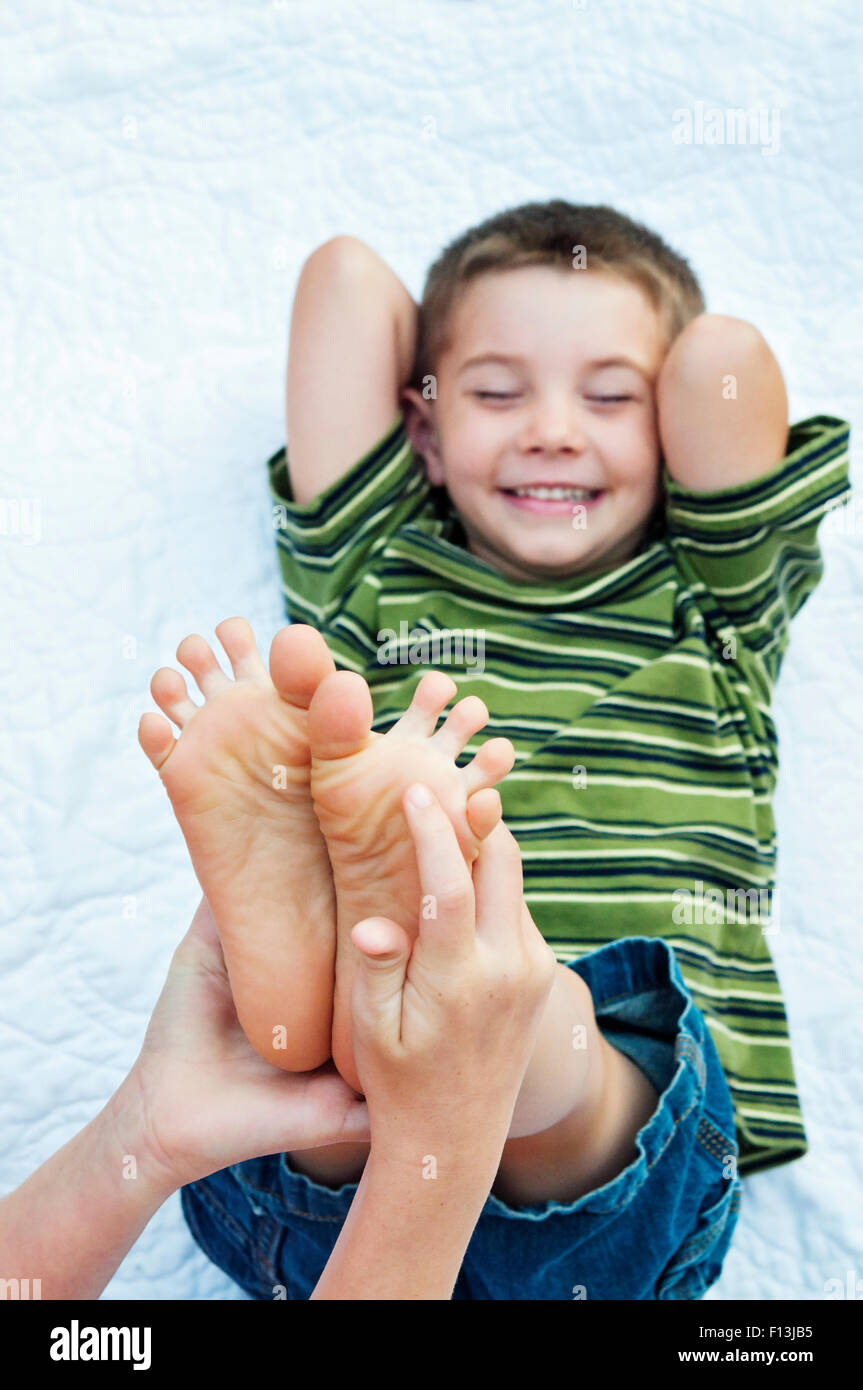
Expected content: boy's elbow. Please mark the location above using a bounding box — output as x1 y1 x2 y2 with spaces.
660 313 775 387
300 234 381 287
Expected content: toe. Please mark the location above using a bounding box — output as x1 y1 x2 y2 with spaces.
150 667 200 728
466 787 502 841
431 695 489 759
308 670 375 760
393 670 458 738
461 737 516 794
269 624 336 710
176 634 231 699
214 617 267 681
138 712 177 770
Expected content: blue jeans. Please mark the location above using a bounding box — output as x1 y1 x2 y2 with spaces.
181 937 742 1299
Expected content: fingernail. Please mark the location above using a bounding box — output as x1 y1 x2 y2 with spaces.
407 782 433 807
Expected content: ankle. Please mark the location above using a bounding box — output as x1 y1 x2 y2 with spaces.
286 1142 370 1189
508 964 604 1138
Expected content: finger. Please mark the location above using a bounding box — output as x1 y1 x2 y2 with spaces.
352 915 411 960
176 633 231 699
465 787 502 842
471 816 527 952
391 670 458 738
214 616 268 680
138 711 177 770
402 782 475 965
350 916 411 1049
149 667 199 728
244 1071 371 1152
430 695 489 759
335 1099 372 1145
461 737 516 795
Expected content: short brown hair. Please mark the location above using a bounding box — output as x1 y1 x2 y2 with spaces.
410 200 706 388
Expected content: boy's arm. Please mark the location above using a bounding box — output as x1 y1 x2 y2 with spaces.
286 235 418 506
655 313 789 492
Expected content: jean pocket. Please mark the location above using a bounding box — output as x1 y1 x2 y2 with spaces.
656 1173 743 1300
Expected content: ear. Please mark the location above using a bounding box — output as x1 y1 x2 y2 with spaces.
400 386 445 485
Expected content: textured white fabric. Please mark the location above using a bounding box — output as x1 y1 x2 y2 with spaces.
1 0 860 1301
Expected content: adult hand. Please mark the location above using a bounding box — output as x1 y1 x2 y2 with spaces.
349 783 557 1164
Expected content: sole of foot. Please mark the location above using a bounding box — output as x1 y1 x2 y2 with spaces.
139 619 339 1071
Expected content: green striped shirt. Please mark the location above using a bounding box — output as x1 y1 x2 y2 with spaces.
268 413 851 1177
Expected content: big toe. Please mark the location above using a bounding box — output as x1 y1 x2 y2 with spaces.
309 670 375 760
269 624 336 710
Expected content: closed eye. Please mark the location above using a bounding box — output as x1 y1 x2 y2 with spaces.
473 390 633 403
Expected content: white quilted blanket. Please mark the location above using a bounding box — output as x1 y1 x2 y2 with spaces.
2 0 860 1301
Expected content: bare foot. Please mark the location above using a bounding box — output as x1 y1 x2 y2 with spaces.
308 668 515 1093
138 619 337 1071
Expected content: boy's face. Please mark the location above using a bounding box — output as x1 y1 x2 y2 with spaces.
402 266 669 583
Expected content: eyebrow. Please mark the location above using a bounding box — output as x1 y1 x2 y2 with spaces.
458 352 650 376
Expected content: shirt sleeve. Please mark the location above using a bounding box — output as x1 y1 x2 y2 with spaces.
267 412 432 627
663 414 851 683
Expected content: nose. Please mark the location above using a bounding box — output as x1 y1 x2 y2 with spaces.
519 392 587 455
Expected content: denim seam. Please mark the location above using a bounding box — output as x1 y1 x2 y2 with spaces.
189 1180 261 1256
682 1193 741 1266
237 1171 352 1222
593 974 686 1014
674 1036 706 1087
672 1184 742 1264
191 1182 289 1291
260 1219 281 1290
663 1264 710 1299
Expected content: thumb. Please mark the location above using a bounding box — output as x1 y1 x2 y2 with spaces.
350 916 412 1042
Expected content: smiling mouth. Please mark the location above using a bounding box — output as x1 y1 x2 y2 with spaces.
503 485 601 501
500 485 606 514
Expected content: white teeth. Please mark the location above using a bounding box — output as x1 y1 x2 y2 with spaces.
510 486 599 500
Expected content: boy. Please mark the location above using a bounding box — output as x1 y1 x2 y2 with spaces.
142 201 850 1297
